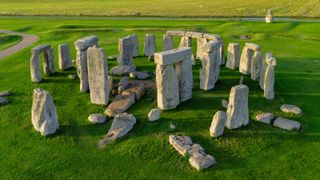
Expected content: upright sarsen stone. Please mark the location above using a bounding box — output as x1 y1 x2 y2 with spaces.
144 34 157 56
58 44 72 70
250 50 262 81
225 85 249 129
162 34 174 51
118 36 134 66
179 36 192 48
264 56 276 100
239 47 252 75
31 88 59 136
259 52 273 89
209 111 227 137
226 43 240 70
87 46 109 105
176 51 193 102
129 34 139 57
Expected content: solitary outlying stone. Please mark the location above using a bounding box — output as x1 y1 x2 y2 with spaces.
88 114 106 124
31 89 59 136
209 111 227 137
280 104 302 115
169 135 193 156
273 117 300 131
255 112 274 124
148 108 161 121
105 94 135 117
97 113 136 148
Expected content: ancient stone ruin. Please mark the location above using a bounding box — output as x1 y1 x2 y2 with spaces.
226 43 240 70
31 88 59 136
239 42 261 76
30 44 55 83
58 43 72 70
263 55 276 100
154 47 193 110
144 34 157 57
74 35 99 92
265 10 274 23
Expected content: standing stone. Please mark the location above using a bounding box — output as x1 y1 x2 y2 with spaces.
176 54 193 102
264 56 276 100
30 50 42 83
259 53 273 89
129 34 139 57
87 46 109 105
118 36 134 66
225 85 249 129
255 112 274 124
196 38 207 59
144 34 157 56
209 111 227 137
156 64 179 110
179 36 192 48
88 114 106 124
265 10 273 23
43 47 55 76
239 47 252 75
162 34 174 51
250 50 262 81
76 50 89 92
58 44 72 70
31 88 59 136
226 43 240 70
219 42 225 65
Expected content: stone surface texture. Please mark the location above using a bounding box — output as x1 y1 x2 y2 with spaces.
280 104 302 115
273 117 300 131
144 34 157 56
88 114 106 124
226 43 240 70
148 108 161 121
58 44 72 70
209 111 227 137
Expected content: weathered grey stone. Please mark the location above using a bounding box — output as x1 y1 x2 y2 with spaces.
169 135 193 156
166 30 185 36
108 76 113 95
189 149 215 171
196 38 208 59
280 104 302 115
202 33 221 41
273 117 300 131
245 43 260 51
265 10 273 23
97 113 136 147
176 54 193 102
154 47 192 65
148 108 161 121
250 50 262 81
76 50 89 92
170 123 176 130
0 91 11 97
121 82 145 101
259 53 273 89
129 34 139 57
105 94 135 117
110 65 136 75
87 46 109 105
31 88 59 136
58 44 72 70
221 99 228 109
185 31 203 38
156 64 179 110
255 112 274 124
179 36 192 48
74 35 99 51
43 47 55 76
0 97 9 105
226 43 240 70
219 42 225 65
88 114 106 124
129 71 150 80
118 76 129 94
225 85 249 129
239 46 252 75
162 34 174 51
118 36 134 66
210 111 227 137
144 34 157 56
264 56 276 100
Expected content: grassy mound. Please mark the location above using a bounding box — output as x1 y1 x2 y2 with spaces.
0 17 319 179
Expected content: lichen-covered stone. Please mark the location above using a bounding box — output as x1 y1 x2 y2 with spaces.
239 46 252 75
144 34 157 56
88 114 106 124
105 94 135 117
264 56 276 100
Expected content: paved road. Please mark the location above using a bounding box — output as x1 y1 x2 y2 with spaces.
0 30 38 60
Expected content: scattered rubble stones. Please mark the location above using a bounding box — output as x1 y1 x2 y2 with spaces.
88 114 106 124
0 97 9 105
280 104 302 115
122 82 145 101
68 74 77 80
273 117 300 131
148 108 161 121
255 112 274 124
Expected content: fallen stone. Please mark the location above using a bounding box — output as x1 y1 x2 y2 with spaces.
226 43 240 70
148 108 161 121
255 112 274 124
280 104 302 115
0 91 11 97
273 117 300 131
189 149 215 171
31 88 59 136
148 55 154 61
0 97 9 105
265 10 273 23
130 71 150 80
110 65 136 75
169 135 193 156
121 82 145 101
118 76 129 94
210 111 227 137
221 99 228 109
105 94 135 117
88 114 106 124
97 113 136 147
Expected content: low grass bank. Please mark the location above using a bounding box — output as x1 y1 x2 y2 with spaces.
0 17 319 179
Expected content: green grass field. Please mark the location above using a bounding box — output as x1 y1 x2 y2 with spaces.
0 17 320 179
0 0 320 17
0 33 22 51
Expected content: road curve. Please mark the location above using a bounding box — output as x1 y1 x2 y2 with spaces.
0 30 38 60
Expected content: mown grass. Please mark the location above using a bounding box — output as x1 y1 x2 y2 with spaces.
0 34 22 51
0 0 319 17
0 17 319 179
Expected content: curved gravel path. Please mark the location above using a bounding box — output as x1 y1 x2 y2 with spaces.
0 30 38 60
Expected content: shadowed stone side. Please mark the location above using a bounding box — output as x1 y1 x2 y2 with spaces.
58 44 72 70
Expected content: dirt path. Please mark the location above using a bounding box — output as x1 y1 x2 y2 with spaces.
0 30 38 60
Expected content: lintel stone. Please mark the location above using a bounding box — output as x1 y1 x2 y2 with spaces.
154 47 192 65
